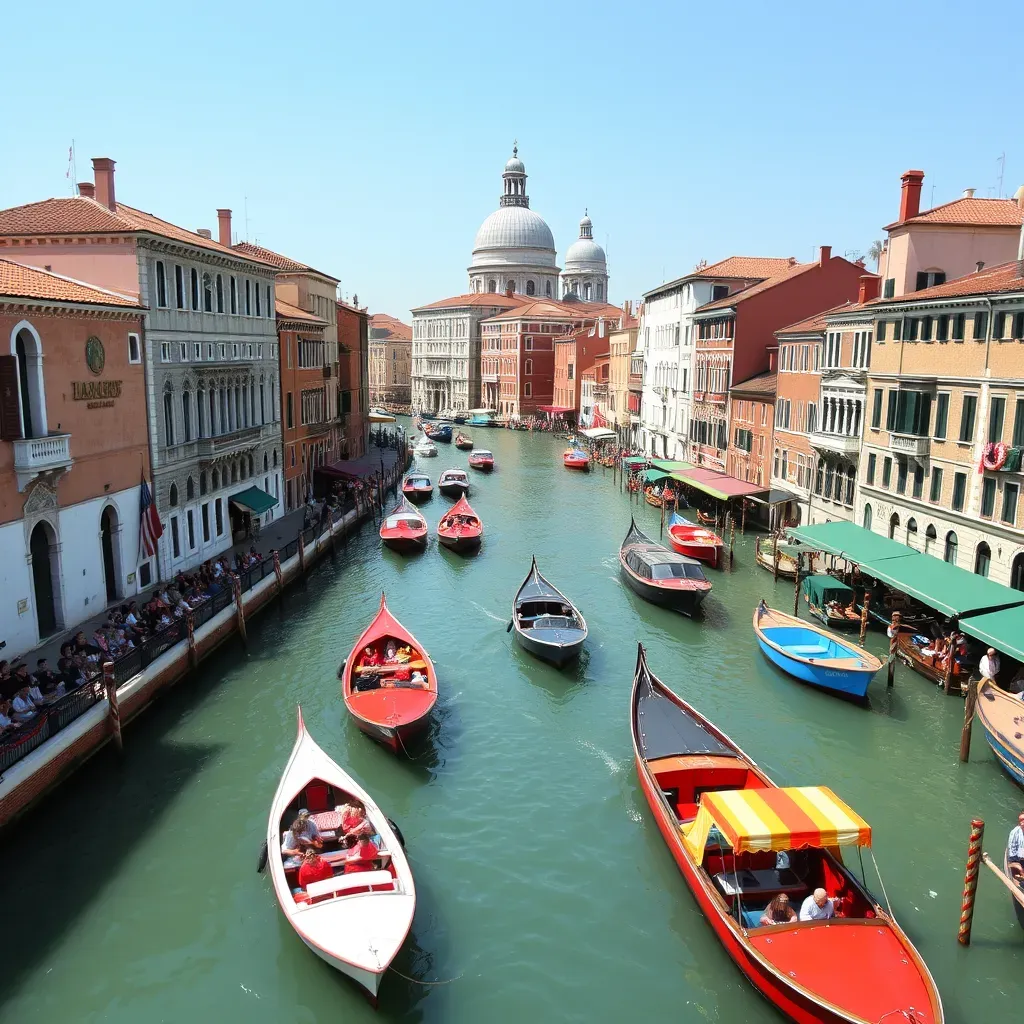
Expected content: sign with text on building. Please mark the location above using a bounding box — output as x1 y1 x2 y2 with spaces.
72 379 123 409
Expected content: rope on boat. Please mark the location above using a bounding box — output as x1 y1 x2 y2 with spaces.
396 723 432 761
868 848 895 918
387 965 464 985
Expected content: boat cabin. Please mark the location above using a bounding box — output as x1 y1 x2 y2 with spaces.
404 475 431 489
623 546 708 584
439 469 469 484
382 512 425 532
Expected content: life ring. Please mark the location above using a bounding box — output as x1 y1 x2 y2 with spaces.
982 442 1008 471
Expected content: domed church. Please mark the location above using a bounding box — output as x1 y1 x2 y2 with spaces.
468 146 609 301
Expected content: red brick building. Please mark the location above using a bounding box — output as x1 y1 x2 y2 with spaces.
726 361 776 487
551 321 610 421
336 299 369 459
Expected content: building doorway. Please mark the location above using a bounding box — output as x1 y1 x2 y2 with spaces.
101 505 119 602
30 521 58 637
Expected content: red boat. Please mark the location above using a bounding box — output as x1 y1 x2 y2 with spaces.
563 447 590 471
630 645 942 1024
402 473 433 503
437 494 482 553
342 594 438 754
468 449 494 472
378 497 428 554
667 514 724 569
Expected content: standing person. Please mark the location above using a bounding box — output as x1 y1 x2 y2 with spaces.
979 647 1001 681
1007 811 1024 884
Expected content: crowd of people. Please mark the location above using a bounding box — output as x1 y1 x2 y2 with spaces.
281 800 385 892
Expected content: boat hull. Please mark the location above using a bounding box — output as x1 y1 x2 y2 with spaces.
455 441 473 451
514 629 585 666
645 492 675 509
402 487 433 503
381 534 426 554
438 482 469 498
468 460 493 472
438 532 481 553
756 637 873 699
977 720 1024 788
353 712 430 754
1004 847 1024 929
564 458 589 471
620 566 707 616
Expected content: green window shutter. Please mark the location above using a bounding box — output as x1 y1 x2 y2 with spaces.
934 393 948 439
878 320 887 341
982 478 996 517
1012 399 1024 447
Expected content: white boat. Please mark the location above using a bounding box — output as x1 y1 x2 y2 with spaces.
267 708 416 998
413 438 438 457
438 468 470 498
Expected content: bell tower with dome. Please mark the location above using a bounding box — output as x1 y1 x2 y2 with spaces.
469 145 560 300
561 210 609 302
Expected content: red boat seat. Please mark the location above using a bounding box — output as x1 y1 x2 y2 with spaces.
305 782 331 813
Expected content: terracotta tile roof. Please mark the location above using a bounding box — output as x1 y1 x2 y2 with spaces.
412 292 521 312
694 256 798 279
870 259 1024 303
275 298 327 325
0 258 142 308
368 313 412 341
485 298 624 322
885 197 1024 231
233 241 338 281
696 260 818 313
730 372 777 397
0 197 275 267
775 301 857 336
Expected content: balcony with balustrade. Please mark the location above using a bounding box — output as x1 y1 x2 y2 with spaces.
890 432 930 458
13 433 72 491
197 424 265 460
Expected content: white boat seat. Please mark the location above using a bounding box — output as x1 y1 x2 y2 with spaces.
303 869 396 900
788 644 830 657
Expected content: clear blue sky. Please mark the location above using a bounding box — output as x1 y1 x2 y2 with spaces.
4 0 1021 321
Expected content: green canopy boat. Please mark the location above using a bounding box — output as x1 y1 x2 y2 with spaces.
801 574 860 629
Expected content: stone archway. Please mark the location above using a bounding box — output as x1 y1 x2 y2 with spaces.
100 504 122 602
29 519 60 637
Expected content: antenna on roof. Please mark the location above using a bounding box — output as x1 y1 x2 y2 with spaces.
997 152 1006 199
244 196 249 241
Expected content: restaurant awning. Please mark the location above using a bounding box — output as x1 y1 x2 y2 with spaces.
537 405 573 413
749 487 799 506
644 469 673 484
230 485 278 515
683 785 872 862
960 606 1024 662
671 467 768 501
650 460 693 473
581 427 617 441
801 574 853 606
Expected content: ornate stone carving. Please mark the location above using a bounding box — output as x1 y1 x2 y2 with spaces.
23 478 58 516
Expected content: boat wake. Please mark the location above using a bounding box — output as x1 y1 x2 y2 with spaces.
471 601 505 623
577 738 625 774
240 984 260 999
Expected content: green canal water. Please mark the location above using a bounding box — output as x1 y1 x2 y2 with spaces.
1 424 1022 1023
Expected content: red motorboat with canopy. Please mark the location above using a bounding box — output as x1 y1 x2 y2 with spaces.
378 497 427 554
402 473 433 503
630 644 942 1024
342 594 438 753
667 513 724 569
437 494 483 553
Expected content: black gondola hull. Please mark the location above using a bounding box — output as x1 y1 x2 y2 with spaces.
438 483 470 499
620 565 708 617
514 627 586 666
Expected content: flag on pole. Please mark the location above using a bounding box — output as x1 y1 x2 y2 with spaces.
139 476 163 560
66 145 73 179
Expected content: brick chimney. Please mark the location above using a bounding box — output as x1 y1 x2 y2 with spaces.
217 209 232 247
899 169 925 222
858 274 880 304
77 182 95 199
819 245 831 265
93 157 117 211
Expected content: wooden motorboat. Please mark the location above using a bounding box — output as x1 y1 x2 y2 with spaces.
268 708 415 998
895 632 970 692
438 468 470 498
563 448 590 471
756 536 800 580
342 594 438 752
379 497 427 554
667 514 723 569
696 508 718 527
753 603 883 701
619 517 711 617
436 494 482 553
468 449 494 471
644 487 675 509
511 556 587 666
425 423 452 443
412 438 437 458
419 410 436 420
402 473 433 503
975 678 1024 787
630 646 943 1024
801 575 861 629
454 433 474 450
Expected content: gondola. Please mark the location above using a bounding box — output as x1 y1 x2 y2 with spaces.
379 497 428 554
618 517 711 616
667 514 723 569
510 556 587 666
975 678 1024 787
402 473 433 503
342 594 438 753
629 645 943 1024
696 509 718 527
563 448 590 471
267 707 415 998
801 575 861 629
753 603 883 700
454 433 474 450
425 423 452 443
436 494 482 553
468 449 494 471
755 536 800 580
644 487 675 509
437 468 470 498
895 632 971 693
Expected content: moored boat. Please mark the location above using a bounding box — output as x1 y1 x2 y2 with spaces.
630 645 943 1024
379 497 428 554
667 514 723 569
619 517 711 616
342 594 438 752
563 447 590 471
975 678 1024 787
438 468 470 498
801 575 861 629
454 432 474 450
511 556 587 666
425 423 452 443
645 486 676 509
267 708 415 998
436 494 482 553
1003 842 1024 929
402 473 433 503
412 437 437 458
753 602 883 700
895 631 971 692
467 409 498 427
453 413 467 425
468 449 494 471
696 508 718 527
755 535 800 580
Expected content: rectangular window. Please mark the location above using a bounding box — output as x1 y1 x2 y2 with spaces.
128 333 141 364
896 460 908 494
1013 399 1024 447
871 389 883 429
202 502 210 542
216 274 224 313
936 315 948 341
160 342 171 363
907 317 919 341
973 311 988 340
255 282 262 316
866 453 876 484
230 277 238 314
933 393 948 438
989 396 1006 443
882 456 892 488
155 260 167 307
952 313 965 341
878 321 887 342
921 316 932 342
893 390 931 435
883 278 895 299
170 516 180 559
287 392 294 428
981 478 996 518
994 311 1007 339
930 467 943 502
952 472 967 512
1003 482 1020 525
912 465 924 499
215 498 223 535
892 319 902 341
886 389 897 430
245 280 252 315
1014 312 1024 340
174 265 185 309
959 394 977 442
187 509 195 550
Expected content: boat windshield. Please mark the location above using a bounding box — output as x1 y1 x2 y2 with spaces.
650 561 707 581
473 451 493 458
384 514 422 529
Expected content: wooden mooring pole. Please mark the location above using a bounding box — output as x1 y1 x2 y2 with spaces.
772 533 780 582
958 818 985 945
186 610 197 669
886 611 900 687
729 519 735 569
660 494 666 538
741 500 747 535
103 660 123 756
273 549 283 593
943 633 957 695
793 553 802 615
859 589 871 647
960 678 980 762
232 573 248 647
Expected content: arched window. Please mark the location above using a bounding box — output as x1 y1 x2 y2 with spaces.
815 459 824 495
263 453 269 472
212 468 219 490
202 272 213 312
524 359 533 375
584 282 593 300
944 530 958 564
186 476 195 502
163 387 175 445
597 283 603 301
169 483 178 507
273 449 278 468
845 467 855 505
248 454 255 477
974 541 991 577
906 517 918 548
190 268 199 310
230 276 238 314
526 280 535 296
255 283 262 317
925 523 937 553
231 463 238 484
196 388 205 437
182 390 192 442
888 512 899 539
487 279 496 293
1011 553 1024 591
216 274 224 313
12 324 47 439
155 260 167 307
200 472 207 496
546 281 552 297
863 504 872 531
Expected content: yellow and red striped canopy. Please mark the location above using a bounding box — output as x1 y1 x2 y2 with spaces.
683 786 871 861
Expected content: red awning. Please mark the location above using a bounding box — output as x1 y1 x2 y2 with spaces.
673 466 768 499
536 405 573 413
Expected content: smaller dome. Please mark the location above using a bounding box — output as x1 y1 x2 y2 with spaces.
579 213 592 230
505 156 525 174
565 237 606 267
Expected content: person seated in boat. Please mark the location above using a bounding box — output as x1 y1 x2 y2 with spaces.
799 888 836 921
341 832 381 874
384 640 399 663
760 893 798 926
1008 812 1024 884
297 846 335 889
281 810 323 868
360 645 382 669
393 645 413 664
408 669 429 688
341 799 374 838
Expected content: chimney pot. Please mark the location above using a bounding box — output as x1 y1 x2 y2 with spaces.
976 261 985 273
197 228 212 239
963 188 976 199
899 169 925 222
92 157 117 212
504 281 515 297
858 274 881 304
77 182 95 199
217 208 232 247
819 245 832 266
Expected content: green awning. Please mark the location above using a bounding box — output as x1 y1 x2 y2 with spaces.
230 485 278 515
801 574 854 607
621 457 649 467
650 459 694 473
644 469 673 484
960 606 1024 663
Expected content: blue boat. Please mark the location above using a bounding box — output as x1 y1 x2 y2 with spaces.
426 423 452 443
752 602 883 700
467 410 498 427
975 678 1024 788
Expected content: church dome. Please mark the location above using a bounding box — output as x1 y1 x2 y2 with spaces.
505 155 526 173
472 206 556 263
565 236 606 267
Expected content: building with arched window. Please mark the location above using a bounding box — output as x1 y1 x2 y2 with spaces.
0 260 147 654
